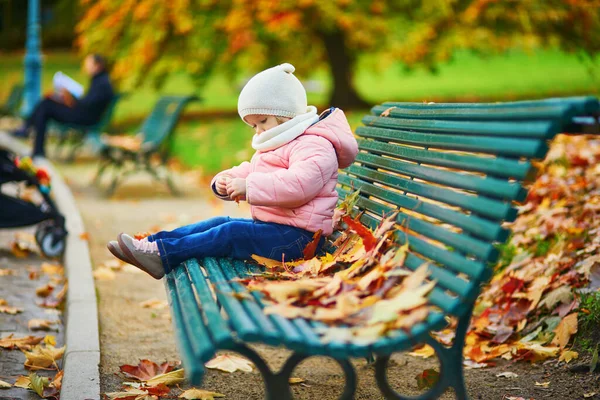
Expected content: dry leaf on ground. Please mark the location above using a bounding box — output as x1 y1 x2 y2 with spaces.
0 268 16 276
0 379 11 388
205 355 253 373
139 299 168 309
23 344 65 370
145 369 185 387
0 305 23 314
28 319 59 331
120 359 175 381
558 350 578 363
179 388 225 399
0 334 44 350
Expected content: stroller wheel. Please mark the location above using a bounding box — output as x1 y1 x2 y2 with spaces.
40 230 66 258
35 221 54 245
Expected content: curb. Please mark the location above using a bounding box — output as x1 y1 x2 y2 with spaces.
0 133 101 400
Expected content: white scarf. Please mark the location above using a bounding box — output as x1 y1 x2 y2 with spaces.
252 106 319 151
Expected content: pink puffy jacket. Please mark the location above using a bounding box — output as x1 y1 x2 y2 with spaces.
211 108 358 236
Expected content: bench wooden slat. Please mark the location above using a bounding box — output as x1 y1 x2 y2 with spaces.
355 153 527 202
232 261 307 349
359 212 489 285
165 274 206 385
338 175 509 242
356 125 548 158
173 268 217 360
187 261 235 347
382 95 600 114
358 139 533 179
344 165 517 222
370 104 576 122
337 187 497 262
362 115 557 139
219 261 282 346
203 258 262 341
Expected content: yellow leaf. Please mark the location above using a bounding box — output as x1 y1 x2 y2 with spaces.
0 334 44 350
145 368 185 387
0 305 23 314
584 393 597 398
28 319 59 331
368 280 435 325
35 284 54 297
558 349 578 363
0 379 11 388
24 344 65 370
41 263 64 276
0 268 16 276
551 313 578 349
535 381 550 387
263 304 313 319
105 389 149 399
260 280 324 303
250 254 282 269
179 388 225 399
205 354 253 373
289 377 305 384
44 335 56 346
409 345 435 358
517 342 559 362
93 266 116 280
13 375 30 389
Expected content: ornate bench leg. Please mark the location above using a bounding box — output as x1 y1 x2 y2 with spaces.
231 345 357 400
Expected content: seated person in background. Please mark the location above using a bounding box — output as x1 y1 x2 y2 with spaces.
12 54 114 158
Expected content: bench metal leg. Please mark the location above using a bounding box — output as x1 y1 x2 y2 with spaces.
230 344 356 400
375 305 474 400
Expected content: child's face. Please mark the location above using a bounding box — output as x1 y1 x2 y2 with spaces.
245 114 289 135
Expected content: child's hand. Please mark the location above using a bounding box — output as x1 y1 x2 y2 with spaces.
215 175 231 196
226 178 246 200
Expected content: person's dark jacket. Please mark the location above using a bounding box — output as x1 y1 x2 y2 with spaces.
73 71 114 123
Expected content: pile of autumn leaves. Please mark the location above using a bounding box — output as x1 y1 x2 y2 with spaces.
248 134 600 365
0 242 67 399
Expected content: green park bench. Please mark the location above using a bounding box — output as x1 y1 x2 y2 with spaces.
163 96 600 400
0 84 24 117
51 93 124 161
93 95 199 196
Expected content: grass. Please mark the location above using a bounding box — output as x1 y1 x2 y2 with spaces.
577 291 600 354
1 49 599 172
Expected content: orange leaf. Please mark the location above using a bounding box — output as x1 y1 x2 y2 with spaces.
119 359 175 381
342 215 377 252
303 229 323 260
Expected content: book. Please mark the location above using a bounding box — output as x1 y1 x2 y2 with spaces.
53 71 84 99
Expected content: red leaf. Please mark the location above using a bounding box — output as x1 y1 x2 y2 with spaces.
119 359 175 381
501 277 525 295
342 215 377 252
303 230 323 260
146 383 170 396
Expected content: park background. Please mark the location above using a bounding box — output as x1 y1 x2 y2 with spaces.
1 0 600 175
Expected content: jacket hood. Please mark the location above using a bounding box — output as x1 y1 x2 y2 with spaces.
304 108 358 169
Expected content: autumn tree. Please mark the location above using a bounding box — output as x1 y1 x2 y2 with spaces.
76 0 600 108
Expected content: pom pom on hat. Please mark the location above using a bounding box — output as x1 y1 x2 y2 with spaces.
238 63 308 123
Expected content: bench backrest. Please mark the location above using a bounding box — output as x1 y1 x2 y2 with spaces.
338 96 600 320
139 95 198 148
4 84 24 114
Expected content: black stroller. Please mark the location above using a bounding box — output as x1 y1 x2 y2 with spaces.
0 148 67 258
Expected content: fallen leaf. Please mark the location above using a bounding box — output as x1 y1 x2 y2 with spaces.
0 380 11 388
29 372 49 396
250 255 282 269
0 305 23 314
538 286 572 310
93 266 116 280
289 377 305 384
28 319 59 331
551 313 578 349
303 229 323 260
0 334 43 350
463 359 488 369
139 299 168 309
205 354 253 373
120 359 175 381
0 268 16 276
44 335 56 346
35 284 54 297
379 106 396 117
535 381 550 387
105 388 151 400
558 350 578 363
79 232 90 241
409 345 435 359
415 368 439 390
342 215 377 252
40 263 64 276
496 371 519 378
14 375 31 389
584 393 597 398
179 388 225 399
23 344 65 370
146 368 185 387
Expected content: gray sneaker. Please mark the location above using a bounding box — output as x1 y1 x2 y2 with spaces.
117 233 165 280
107 240 137 266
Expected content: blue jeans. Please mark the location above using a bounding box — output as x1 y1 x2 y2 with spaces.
148 217 324 273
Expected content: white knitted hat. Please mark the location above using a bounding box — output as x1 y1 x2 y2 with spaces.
238 63 308 123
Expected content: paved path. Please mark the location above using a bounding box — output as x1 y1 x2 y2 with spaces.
0 228 65 399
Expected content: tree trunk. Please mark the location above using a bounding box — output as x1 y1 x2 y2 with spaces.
319 29 370 109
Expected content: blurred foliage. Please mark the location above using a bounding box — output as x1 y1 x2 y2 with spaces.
76 0 600 105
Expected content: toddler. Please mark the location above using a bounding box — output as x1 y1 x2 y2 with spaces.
107 63 358 279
